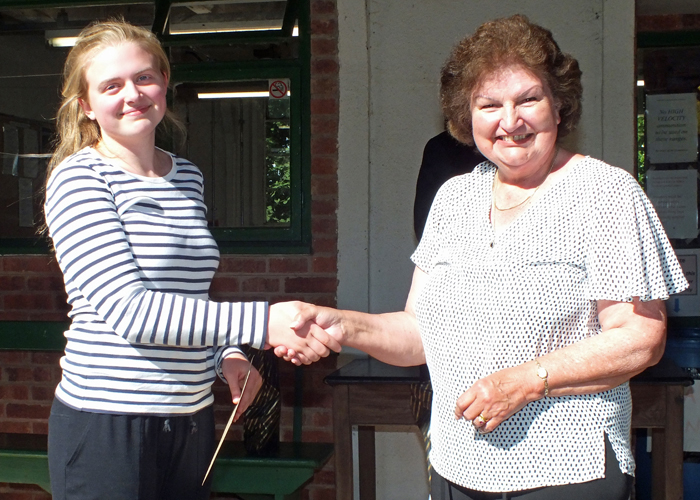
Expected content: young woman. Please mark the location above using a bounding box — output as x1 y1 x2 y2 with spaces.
44 20 337 500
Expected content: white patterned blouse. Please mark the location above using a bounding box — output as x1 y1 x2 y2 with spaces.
411 157 688 492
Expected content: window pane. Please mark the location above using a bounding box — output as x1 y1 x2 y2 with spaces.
0 3 155 242
0 3 155 41
0 31 61 239
169 1 289 34
172 79 292 228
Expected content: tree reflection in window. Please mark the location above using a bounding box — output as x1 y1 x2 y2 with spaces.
266 98 291 225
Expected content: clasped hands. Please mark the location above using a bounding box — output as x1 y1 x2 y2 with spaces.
266 301 343 365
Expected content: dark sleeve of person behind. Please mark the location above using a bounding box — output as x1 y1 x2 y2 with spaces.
413 131 485 240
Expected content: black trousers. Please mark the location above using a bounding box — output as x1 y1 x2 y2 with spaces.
431 435 633 500
48 398 215 500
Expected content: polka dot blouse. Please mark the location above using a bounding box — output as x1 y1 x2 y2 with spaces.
411 157 688 492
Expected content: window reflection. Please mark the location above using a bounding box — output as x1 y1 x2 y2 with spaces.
173 80 291 228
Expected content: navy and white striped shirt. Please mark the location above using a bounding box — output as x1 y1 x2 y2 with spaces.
45 147 267 415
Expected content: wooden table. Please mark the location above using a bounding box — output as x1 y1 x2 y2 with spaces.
325 357 692 500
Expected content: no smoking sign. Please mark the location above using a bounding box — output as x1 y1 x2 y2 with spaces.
269 79 289 99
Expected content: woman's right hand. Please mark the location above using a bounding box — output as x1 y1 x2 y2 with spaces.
272 302 345 364
267 301 343 365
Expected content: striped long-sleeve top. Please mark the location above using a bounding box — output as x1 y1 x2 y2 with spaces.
44 147 267 415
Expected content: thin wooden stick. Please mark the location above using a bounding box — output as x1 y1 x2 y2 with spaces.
202 364 252 485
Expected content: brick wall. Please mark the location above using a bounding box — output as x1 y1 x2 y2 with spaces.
637 14 700 31
0 1 340 499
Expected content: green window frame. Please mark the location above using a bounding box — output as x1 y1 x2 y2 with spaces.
0 0 312 254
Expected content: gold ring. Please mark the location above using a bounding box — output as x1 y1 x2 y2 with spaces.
475 413 490 424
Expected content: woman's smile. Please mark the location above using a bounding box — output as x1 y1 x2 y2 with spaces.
470 64 561 182
79 42 168 144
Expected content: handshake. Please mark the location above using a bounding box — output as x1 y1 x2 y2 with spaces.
266 301 344 365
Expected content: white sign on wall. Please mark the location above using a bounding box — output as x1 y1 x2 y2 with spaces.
666 248 700 317
647 169 698 240
647 93 699 164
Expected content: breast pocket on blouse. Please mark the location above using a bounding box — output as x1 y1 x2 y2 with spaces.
116 197 164 218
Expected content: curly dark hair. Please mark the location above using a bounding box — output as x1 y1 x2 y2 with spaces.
440 14 582 146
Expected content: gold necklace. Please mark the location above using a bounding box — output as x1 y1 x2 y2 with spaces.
492 147 559 212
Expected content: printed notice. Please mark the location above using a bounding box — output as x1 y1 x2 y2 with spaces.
647 93 698 164
666 249 700 318
647 169 698 239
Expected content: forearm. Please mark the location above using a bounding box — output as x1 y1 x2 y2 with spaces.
338 309 425 366
536 325 664 397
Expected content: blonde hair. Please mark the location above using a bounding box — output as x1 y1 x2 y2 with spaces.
47 19 182 179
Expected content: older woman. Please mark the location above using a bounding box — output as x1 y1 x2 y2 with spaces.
280 14 688 500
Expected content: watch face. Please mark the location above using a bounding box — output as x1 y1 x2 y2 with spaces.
537 366 548 379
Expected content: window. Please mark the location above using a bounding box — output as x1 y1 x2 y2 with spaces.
0 0 311 253
637 30 700 249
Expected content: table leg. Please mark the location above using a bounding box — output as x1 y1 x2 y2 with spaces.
333 386 352 500
664 385 684 500
357 426 376 500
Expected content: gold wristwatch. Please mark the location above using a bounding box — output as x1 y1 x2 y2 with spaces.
535 359 549 397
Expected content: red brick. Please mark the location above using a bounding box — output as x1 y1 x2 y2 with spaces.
312 256 337 274
5 368 33 382
308 486 336 500
217 257 267 274
4 294 54 311
311 58 339 75
311 177 337 197
311 0 336 16
32 421 49 435
30 386 55 402
310 98 339 115
0 421 32 433
26 276 65 291
311 199 337 217
31 367 54 383
285 277 337 294
312 217 337 236
311 118 339 139
30 352 62 365
303 409 332 427
310 156 337 176
0 386 29 400
314 465 336 484
0 276 25 291
6 403 51 420
53 294 71 313
310 19 337 36
269 258 310 273
681 14 700 28
301 429 333 442
1 256 56 273
311 38 337 57
241 278 280 293
209 276 240 294
637 15 681 31
0 351 30 364
311 295 336 307
311 237 336 254
310 78 339 97
32 311 70 322
311 136 338 156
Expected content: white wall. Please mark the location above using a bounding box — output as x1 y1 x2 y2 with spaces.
337 1 635 498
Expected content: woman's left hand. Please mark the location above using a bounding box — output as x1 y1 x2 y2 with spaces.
456 298 668 433
454 365 536 433
221 354 263 421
